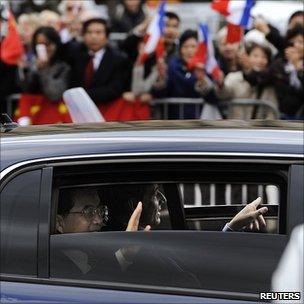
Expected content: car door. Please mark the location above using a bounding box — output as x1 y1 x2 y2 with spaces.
1 154 302 303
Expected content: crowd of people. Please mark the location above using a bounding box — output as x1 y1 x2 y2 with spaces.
0 0 303 124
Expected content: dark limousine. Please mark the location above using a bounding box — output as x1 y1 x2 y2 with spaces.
1 119 303 304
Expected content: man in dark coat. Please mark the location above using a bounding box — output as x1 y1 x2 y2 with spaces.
68 18 127 105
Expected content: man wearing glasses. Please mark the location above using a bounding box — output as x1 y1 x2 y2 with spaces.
56 187 149 234
56 185 268 235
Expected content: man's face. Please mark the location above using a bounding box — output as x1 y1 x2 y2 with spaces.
57 199 104 233
142 185 166 226
83 22 108 52
163 17 180 45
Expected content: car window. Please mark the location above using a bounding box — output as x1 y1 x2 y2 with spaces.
53 183 172 233
182 182 281 233
52 162 287 234
0 170 41 276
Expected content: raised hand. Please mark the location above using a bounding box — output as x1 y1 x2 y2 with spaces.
126 202 151 231
228 197 268 232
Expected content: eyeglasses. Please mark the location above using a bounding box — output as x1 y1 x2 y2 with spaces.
68 205 108 223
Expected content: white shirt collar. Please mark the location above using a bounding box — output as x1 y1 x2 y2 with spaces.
89 48 105 70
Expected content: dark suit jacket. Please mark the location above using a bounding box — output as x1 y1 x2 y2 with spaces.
69 44 127 104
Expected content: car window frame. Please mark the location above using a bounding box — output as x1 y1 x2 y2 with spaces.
1 154 302 301
0 168 43 277
52 160 289 230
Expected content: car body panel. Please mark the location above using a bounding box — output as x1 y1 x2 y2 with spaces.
1 121 303 171
1 120 303 304
0 281 257 304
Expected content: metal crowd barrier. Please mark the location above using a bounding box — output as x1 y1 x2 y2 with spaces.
150 98 204 119
223 98 280 120
4 95 281 121
150 98 280 120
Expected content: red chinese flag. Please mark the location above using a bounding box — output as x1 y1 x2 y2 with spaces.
0 11 24 65
226 23 244 44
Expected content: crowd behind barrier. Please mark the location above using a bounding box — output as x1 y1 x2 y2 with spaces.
0 0 303 125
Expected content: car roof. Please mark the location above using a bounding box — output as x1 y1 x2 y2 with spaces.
1 120 303 172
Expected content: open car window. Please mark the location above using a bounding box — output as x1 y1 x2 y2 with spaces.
54 184 172 233
182 182 281 233
52 163 287 234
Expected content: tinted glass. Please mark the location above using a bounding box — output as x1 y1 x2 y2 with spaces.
50 231 287 294
0 170 41 275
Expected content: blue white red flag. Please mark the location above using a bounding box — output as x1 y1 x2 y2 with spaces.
188 23 221 81
212 0 254 28
211 0 255 43
140 1 166 63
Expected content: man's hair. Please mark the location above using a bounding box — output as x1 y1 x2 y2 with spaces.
58 187 100 217
82 17 110 37
179 29 197 48
285 24 304 43
288 10 304 25
245 42 272 63
165 11 180 23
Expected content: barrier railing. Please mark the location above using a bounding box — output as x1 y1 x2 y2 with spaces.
150 98 280 120
5 95 281 121
223 98 280 120
150 98 204 119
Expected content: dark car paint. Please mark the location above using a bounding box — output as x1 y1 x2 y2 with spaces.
0 281 258 304
1 120 303 304
1 121 303 172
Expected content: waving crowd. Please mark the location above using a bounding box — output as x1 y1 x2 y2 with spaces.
0 0 303 124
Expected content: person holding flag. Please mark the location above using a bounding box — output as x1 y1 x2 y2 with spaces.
152 28 221 119
215 25 243 76
117 3 181 120
188 23 223 84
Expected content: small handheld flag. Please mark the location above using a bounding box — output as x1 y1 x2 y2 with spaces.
139 1 166 64
211 0 255 43
188 23 221 82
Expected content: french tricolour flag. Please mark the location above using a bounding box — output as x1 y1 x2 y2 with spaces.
188 24 221 81
211 0 255 43
140 1 166 63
